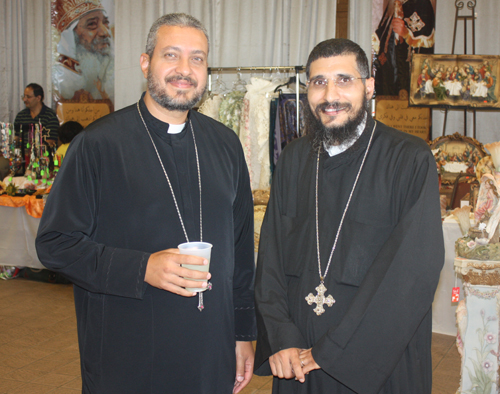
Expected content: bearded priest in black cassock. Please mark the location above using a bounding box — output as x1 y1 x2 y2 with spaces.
254 38 444 393
36 14 256 394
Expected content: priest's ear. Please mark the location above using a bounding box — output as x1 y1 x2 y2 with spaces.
365 77 375 100
140 54 150 79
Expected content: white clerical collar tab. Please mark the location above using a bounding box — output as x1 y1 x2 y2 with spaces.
168 123 186 134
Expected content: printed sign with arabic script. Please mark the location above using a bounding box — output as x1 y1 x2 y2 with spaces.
56 102 111 128
375 99 430 141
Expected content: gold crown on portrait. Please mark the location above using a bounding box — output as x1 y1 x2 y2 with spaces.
51 0 105 33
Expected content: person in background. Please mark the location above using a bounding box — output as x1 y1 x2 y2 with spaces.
55 121 84 166
36 13 255 394
254 38 444 393
14 83 60 146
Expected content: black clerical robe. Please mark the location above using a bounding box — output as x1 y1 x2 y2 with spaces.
254 116 444 393
36 97 256 394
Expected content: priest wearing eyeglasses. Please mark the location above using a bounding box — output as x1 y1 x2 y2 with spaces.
254 38 444 393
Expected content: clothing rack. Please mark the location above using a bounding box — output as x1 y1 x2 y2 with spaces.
208 66 305 135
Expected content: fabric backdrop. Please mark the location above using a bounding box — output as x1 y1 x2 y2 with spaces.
1 0 336 121
2 0 498 144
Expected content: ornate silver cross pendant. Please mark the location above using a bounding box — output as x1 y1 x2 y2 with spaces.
305 282 335 316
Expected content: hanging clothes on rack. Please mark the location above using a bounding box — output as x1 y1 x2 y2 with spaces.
219 90 246 136
204 66 306 187
239 77 281 190
198 94 223 120
273 93 307 166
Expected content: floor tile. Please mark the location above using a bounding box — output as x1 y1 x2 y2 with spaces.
31 372 78 387
0 278 464 392
6 382 55 394
0 379 26 393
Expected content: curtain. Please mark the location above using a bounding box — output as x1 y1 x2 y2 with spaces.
1 0 336 119
115 0 337 109
0 0 52 123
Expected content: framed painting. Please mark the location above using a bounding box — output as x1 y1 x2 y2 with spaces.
410 54 500 108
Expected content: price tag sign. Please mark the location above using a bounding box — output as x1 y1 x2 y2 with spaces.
451 287 460 303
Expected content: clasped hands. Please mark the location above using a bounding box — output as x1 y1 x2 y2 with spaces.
145 248 210 296
269 347 320 383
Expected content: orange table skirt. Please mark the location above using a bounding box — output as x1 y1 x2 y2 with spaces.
0 195 44 218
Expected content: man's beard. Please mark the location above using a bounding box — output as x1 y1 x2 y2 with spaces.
304 98 368 154
75 39 114 100
147 69 206 112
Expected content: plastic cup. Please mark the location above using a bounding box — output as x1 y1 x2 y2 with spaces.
178 242 212 292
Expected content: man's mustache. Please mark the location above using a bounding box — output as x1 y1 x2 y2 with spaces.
93 37 111 46
165 75 198 88
315 101 352 114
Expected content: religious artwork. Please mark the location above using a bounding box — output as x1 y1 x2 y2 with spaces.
51 0 114 127
410 54 500 108
429 132 487 185
371 0 436 97
374 97 430 140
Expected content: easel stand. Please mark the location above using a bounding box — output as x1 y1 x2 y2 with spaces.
442 0 477 138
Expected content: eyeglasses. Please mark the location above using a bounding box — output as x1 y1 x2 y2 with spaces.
21 95 34 100
307 75 367 90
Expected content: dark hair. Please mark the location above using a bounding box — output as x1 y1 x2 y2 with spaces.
145 13 209 58
26 83 44 101
58 121 84 144
305 38 370 80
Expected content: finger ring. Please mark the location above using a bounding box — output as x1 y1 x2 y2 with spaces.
300 360 305 367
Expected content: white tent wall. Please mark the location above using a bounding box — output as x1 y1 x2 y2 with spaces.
3 0 498 145
0 0 337 119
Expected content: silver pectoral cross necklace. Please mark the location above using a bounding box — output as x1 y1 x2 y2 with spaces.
306 280 335 316
306 122 376 316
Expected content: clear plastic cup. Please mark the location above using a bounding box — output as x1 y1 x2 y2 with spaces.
178 242 212 292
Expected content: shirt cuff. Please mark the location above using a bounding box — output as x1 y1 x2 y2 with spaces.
235 306 257 341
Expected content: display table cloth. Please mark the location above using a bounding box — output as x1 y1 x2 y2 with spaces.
431 215 465 336
0 194 44 218
0 204 44 269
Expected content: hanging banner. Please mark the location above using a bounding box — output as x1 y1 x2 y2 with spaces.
371 0 436 97
51 0 115 127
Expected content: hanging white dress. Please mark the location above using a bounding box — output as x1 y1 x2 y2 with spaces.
239 77 280 190
198 95 223 121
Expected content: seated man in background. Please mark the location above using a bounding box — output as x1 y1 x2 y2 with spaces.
14 83 60 146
